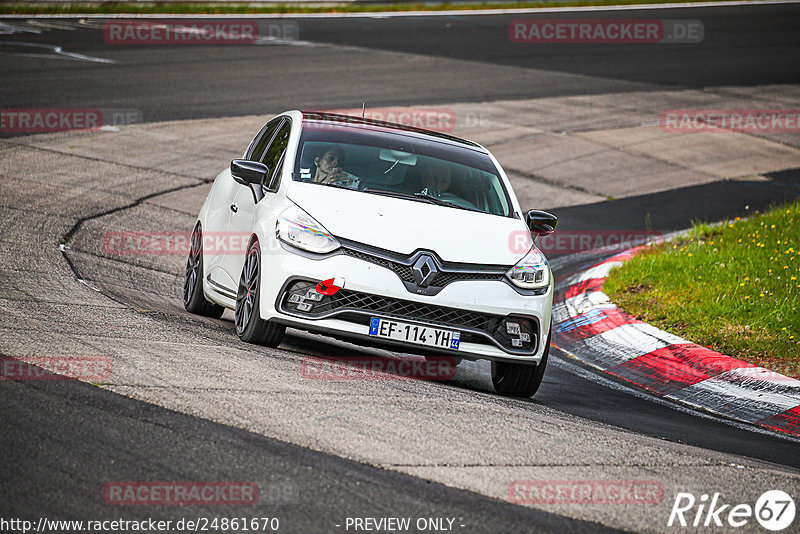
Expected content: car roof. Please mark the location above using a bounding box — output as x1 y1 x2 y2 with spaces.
299 110 487 153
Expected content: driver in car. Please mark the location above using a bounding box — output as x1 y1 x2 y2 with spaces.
421 159 478 209
421 159 453 196
434 171 452 194
313 145 360 188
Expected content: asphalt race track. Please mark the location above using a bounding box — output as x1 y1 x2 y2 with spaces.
2 3 800 533
2 3 800 123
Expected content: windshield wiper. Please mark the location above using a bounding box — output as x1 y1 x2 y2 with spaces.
316 181 355 191
413 192 482 213
361 188 428 202
362 188 481 213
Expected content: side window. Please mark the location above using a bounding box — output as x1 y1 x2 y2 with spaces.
246 118 280 161
260 120 291 191
265 153 285 192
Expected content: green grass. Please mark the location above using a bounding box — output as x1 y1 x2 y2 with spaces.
0 0 751 16
604 201 800 378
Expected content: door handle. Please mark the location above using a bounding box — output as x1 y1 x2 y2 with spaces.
230 204 238 213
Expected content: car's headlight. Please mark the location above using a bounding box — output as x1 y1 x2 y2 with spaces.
276 204 340 254
506 246 550 289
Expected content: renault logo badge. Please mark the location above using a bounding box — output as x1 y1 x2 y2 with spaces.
412 255 438 287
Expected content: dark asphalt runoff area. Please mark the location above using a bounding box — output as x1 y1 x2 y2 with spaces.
2 2 800 532
1 370 615 533
1 3 799 123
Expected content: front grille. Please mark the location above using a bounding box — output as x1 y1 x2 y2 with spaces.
342 248 414 282
433 271 501 286
341 246 506 288
280 280 537 353
287 280 494 329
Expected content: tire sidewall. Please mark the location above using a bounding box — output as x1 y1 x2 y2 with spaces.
491 325 551 397
184 224 206 309
236 240 262 338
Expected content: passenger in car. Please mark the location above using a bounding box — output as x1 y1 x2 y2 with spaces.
312 145 359 187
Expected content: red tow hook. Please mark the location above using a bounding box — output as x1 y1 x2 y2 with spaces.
316 278 340 296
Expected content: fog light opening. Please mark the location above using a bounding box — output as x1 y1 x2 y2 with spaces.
502 318 534 350
286 284 333 314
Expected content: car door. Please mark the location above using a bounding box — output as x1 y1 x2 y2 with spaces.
222 118 292 288
205 118 282 294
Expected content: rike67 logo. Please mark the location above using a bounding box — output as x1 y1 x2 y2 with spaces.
668 490 795 531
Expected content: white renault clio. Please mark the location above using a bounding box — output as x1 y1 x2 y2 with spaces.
184 111 557 397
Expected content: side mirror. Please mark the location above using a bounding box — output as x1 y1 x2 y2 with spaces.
231 159 269 186
526 209 558 236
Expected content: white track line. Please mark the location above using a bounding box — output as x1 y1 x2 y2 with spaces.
0 41 115 63
1 0 798 19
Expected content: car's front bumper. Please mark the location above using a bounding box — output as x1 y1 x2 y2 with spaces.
259 240 553 364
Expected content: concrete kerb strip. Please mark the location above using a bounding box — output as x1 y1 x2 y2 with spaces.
551 238 800 438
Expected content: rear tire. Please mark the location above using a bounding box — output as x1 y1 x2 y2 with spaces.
183 223 225 319
491 327 550 398
235 239 285 347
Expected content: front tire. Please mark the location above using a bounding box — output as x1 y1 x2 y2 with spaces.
235 239 285 347
183 223 225 318
491 327 550 398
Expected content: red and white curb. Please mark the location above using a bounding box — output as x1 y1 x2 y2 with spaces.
552 246 800 437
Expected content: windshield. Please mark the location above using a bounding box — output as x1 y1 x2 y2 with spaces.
293 123 512 217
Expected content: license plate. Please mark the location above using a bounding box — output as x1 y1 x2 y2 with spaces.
368 317 460 350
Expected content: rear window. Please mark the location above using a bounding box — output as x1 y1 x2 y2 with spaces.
294 123 512 217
